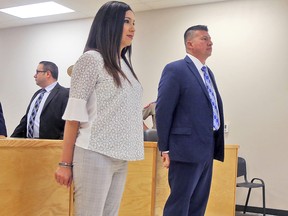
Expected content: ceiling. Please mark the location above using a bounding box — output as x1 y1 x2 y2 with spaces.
0 0 231 29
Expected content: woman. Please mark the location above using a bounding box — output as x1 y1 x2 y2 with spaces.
55 1 144 215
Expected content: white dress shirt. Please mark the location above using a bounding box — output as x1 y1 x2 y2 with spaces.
26 82 57 138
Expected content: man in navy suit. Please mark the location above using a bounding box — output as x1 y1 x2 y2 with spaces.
0 102 7 137
11 61 69 139
156 25 224 216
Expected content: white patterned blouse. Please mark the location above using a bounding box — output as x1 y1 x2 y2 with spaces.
63 50 144 161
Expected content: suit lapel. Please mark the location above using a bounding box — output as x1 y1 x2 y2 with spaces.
26 89 42 114
42 83 59 112
184 56 210 100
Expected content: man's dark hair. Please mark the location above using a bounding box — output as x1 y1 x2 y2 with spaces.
39 61 58 80
184 25 208 44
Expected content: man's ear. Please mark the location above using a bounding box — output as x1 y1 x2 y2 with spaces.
186 40 193 49
46 70 51 77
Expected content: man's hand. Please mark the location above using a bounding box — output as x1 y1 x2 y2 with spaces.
161 152 170 168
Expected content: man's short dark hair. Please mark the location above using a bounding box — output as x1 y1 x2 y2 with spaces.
184 25 208 44
39 61 58 80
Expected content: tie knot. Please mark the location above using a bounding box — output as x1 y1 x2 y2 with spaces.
38 89 46 97
201 66 207 73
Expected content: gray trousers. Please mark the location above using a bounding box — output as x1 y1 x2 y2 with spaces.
73 146 128 216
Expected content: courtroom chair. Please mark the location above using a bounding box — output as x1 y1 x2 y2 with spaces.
236 157 266 216
144 129 158 142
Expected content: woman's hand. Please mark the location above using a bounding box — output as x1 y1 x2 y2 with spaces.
55 120 79 187
55 166 73 187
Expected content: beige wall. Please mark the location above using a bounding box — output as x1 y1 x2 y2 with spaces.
0 0 287 211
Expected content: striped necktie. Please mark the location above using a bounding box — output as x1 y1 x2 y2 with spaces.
27 89 46 138
201 66 220 130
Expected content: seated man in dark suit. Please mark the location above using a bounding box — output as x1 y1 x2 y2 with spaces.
11 61 69 139
0 102 7 137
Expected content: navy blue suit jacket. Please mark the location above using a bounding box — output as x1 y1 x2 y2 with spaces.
156 56 224 163
0 103 7 136
11 83 69 139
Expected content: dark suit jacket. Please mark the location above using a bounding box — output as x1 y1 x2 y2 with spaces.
0 103 7 136
156 56 224 163
11 83 69 139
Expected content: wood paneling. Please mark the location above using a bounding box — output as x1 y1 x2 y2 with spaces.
206 145 239 216
0 138 71 216
0 138 237 216
0 138 157 216
119 142 157 216
154 144 239 216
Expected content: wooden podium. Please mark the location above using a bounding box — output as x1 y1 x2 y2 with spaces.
0 138 238 216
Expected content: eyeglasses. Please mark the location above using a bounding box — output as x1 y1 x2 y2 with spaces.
36 70 47 74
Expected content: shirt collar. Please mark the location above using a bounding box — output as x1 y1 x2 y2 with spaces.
43 82 57 93
186 54 206 71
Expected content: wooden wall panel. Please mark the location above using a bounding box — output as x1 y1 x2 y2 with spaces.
0 138 71 216
0 139 157 216
154 144 239 216
206 146 239 216
0 138 237 216
119 143 157 216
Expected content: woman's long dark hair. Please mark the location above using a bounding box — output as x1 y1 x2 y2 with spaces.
84 1 138 87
